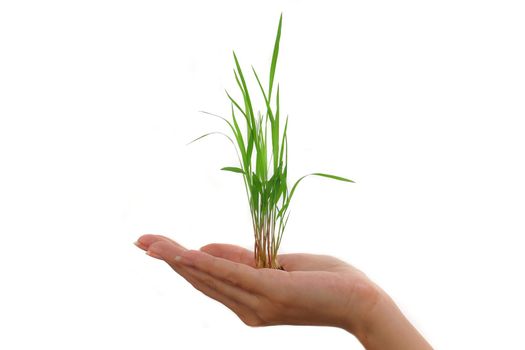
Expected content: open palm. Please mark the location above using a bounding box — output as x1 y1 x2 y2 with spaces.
135 234 381 333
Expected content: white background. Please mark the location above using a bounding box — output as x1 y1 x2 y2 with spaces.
1 1 524 349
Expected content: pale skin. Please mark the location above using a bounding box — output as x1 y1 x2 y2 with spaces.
135 234 433 350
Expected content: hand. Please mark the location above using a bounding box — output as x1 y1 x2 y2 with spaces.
134 234 382 335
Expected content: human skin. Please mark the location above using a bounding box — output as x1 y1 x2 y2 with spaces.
135 234 433 350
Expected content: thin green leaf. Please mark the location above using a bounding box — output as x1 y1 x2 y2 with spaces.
186 132 219 146
225 89 247 119
233 51 255 125
230 104 248 169
197 110 229 124
198 110 238 142
221 167 245 174
269 13 283 100
310 173 355 183
279 116 288 165
281 171 354 217
272 84 280 172
251 66 268 104
186 131 243 170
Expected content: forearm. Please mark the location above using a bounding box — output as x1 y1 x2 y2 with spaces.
348 288 433 350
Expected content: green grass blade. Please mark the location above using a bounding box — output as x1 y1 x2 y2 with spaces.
225 89 247 119
278 165 287 203
233 51 255 125
233 53 260 163
251 173 262 211
186 132 220 146
279 116 288 165
252 65 269 108
221 167 245 174
247 128 254 167
197 109 248 171
280 171 355 218
287 174 308 207
252 65 276 131
310 173 355 183
197 110 229 122
255 115 266 180
198 110 237 139
234 69 244 95
289 172 355 199
269 13 283 100
230 105 248 169
187 131 243 170
272 84 280 172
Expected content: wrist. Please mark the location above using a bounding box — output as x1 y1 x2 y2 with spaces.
349 286 433 350
353 289 397 348
339 276 384 336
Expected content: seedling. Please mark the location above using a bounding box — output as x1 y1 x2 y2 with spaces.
189 14 354 269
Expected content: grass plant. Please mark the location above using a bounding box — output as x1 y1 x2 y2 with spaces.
190 14 354 269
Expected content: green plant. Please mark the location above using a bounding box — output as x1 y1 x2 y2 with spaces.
190 13 354 269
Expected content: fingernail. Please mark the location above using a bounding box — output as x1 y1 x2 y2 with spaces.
134 241 142 248
146 250 163 259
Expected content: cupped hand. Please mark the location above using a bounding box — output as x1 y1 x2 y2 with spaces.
134 234 382 335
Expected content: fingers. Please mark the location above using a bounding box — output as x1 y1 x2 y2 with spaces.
146 240 264 325
147 241 261 301
153 234 187 251
145 240 259 307
136 237 271 309
181 266 263 327
136 237 283 296
179 249 268 296
145 240 186 260
184 267 263 326
200 243 256 267
180 263 261 311
135 234 188 252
